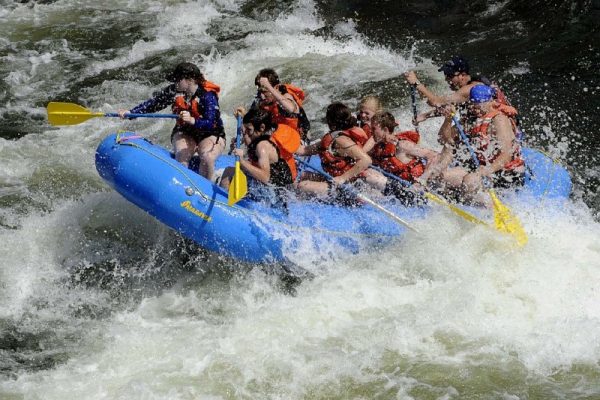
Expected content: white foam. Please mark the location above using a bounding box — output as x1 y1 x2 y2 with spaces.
1 0 599 398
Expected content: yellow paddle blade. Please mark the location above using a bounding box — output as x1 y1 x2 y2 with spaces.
228 161 247 206
424 192 488 226
47 102 104 126
489 189 528 246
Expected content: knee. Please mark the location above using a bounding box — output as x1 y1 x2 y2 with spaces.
297 180 309 191
461 174 481 191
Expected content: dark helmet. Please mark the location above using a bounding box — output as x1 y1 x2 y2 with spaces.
166 62 202 82
438 56 470 77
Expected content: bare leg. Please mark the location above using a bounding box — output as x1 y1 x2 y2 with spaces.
441 167 469 187
219 166 235 190
172 132 197 167
461 173 493 207
197 136 226 181
362 168 387 191
297 179 329 196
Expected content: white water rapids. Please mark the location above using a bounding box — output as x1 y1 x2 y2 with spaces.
1 0 599 398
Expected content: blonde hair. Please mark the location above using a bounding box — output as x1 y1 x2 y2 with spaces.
359 95 382 112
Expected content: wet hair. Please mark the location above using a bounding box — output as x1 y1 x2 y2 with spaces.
242 109 275 132
359 95 382 112
326 102 357 131
255 68 280 87
371 111 397 132
166 62 205 85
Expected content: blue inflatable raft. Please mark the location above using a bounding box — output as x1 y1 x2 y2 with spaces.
95 132 572 264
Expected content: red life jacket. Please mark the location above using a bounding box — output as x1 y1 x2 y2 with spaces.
172 81 220 125
463 80 520 134
467 104 524 170
260 83 305 132
371 131 425 182
319 127 369 178
360 123 372 139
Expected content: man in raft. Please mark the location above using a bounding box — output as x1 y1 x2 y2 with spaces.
236 68 310 142
405 56 483 108
220 109 299 203
404 56 521 138
421 85 525 205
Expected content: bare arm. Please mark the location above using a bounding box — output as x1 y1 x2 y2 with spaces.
405 71 471 107
419 84 471 107
237 142 275 184
397 140 439 164
419 116 456 181
362 136 375 153
296 140 321 156
259 77 299 114
333 136 372 184
482 115 515 175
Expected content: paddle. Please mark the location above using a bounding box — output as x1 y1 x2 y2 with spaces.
227 115 248 206
370 165 488 226
295 158 419 233
451 114 528 246
47 102 178 126
410 85 419 132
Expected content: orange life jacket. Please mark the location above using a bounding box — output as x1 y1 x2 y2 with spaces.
319 127 369 178
172 81 220 124
270 124 301 180
462 81 521 136
247 135 294 186
371 131 425 182
492 85 510 107
260 83 305 132
467 104 524 170
488 84 524 140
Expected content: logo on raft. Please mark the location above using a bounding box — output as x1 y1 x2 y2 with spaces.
180 200 212 222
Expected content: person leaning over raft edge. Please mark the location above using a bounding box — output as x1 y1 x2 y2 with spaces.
118 62 225 181
220 109 296 208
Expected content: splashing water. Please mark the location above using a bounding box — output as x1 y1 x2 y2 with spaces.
1 0 599 398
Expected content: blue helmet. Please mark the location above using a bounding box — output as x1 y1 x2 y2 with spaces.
469 84 495 103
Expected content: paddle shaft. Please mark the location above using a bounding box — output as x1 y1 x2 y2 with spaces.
451 114 528 244
235 115 243 154
451 115 482 171
106 112 178 119
410 85 419 132
227 115 248 206
295 158 419 233
370 165 488 225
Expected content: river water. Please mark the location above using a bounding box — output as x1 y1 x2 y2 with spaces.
1 0 599 398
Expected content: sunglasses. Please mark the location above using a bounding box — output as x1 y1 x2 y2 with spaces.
445 72 461 79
